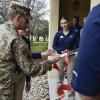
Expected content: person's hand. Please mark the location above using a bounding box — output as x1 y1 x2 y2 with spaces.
49 56 60 64
61 49 69 54
41 49 55 56
25 82 31 93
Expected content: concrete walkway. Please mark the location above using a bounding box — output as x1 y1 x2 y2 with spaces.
48 77 81 100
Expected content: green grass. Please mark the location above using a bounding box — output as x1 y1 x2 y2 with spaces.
31 41 48 52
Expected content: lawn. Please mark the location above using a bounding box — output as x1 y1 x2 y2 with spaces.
31 41 48 52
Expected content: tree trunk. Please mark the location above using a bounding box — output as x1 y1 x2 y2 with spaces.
36 37 39 41
31 34 33 42
12 0 18 1
43 37 46 42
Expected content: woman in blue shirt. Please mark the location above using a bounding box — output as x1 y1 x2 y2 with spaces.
52 17 77 100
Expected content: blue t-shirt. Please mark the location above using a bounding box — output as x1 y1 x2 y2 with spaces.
70 25 82 48
71 4 100 94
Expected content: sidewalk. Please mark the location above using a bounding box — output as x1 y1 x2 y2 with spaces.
48 77 81 100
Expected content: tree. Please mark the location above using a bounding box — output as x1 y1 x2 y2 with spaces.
32 19 48 42
29 0 48 42
40 20 49 42
0 0 48 42
0 0 25 23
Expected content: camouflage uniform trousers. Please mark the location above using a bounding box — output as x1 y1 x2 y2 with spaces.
0 86 14 100
12 72 26 100
0 94 13 100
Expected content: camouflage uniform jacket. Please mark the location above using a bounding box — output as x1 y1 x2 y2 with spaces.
0 22 51 100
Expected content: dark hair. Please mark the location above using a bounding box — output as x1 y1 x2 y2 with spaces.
73 16 79 22
60 17 69 22
58 17 70 31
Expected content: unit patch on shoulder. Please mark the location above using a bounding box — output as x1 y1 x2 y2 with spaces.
21 47 29 56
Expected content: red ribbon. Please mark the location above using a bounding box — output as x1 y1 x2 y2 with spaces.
52 50 74 99
52 51 69 72
57 84 74 99
63 54 69 72
53 63 60 71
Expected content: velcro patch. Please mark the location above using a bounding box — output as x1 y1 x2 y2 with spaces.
21 47 29 56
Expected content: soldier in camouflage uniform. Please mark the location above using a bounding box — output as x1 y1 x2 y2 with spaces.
0 1 59 100
13 28 56 100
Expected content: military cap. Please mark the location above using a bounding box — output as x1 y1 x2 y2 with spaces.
9 1 32 20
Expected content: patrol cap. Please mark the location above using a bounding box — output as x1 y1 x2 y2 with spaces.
9 1 32 20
